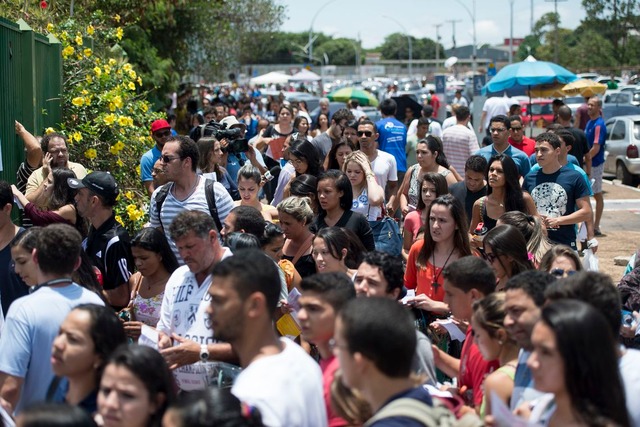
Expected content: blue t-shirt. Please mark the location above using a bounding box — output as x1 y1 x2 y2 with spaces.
529 162 593 196
369 386 434 427
376 118 408 173
475 144 531 177
523 166 590 249
140 145 161 182
585 117 607 167
0 284 104 414
226 153 246 185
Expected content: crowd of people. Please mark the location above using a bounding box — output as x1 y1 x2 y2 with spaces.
0 88 638 427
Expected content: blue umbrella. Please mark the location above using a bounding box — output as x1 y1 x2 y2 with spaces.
482 56 577 95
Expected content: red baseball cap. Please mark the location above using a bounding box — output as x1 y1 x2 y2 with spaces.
150 119 171 133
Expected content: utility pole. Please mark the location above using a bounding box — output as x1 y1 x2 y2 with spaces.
509 0 514 63
545 0 567 63
447 19 462 50
435 23 443 69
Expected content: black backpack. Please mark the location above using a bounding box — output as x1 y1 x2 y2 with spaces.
155 179 222 232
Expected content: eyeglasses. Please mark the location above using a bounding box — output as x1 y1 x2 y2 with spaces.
357 131 373 137
481 250 497 263
550 268 577 278
510 127 523 131
160 154 181 163
289 158 306 166
154 130 171 138
490 128 507 133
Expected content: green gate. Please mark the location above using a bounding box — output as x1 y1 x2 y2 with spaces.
0 17 62 183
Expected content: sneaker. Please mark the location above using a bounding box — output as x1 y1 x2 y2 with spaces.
594 229 604 237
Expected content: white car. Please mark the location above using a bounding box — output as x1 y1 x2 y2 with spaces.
604 115 640 185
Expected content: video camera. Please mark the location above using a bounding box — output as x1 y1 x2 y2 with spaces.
196 120 249 154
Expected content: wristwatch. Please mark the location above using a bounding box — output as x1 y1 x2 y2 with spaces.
200 344 209 362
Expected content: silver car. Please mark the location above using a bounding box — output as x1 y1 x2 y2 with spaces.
604 115 640 185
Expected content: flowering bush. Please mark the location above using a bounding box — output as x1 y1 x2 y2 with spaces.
46 16 161 234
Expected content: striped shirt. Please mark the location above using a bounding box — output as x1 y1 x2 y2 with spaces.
149 178 234 264
442 124 479 179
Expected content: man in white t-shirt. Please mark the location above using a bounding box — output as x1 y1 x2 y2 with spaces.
358 120 398 211
157 210 235 392
479 96 510 134
208 249 327 427
0 224 104 414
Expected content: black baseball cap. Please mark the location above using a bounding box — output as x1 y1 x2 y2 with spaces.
68 171 119 203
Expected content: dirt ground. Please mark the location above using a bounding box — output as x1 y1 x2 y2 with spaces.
588 180 640 282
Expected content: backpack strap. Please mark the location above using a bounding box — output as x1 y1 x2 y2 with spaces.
204 179 222 232
364 398 452 427
155 179 221 232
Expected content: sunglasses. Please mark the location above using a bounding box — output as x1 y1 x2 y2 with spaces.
490 128 507 133
510 127 523 131
154 130 171 138
357 131 373 137
550 268 577 278
160 154 181 163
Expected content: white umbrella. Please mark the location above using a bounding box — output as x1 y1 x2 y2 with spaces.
250 71 290 86
289 69 321 82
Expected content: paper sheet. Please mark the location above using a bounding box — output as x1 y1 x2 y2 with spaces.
138 324 159 349
433 318 466 341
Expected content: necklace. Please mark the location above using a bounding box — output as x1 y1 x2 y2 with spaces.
431 246 456 293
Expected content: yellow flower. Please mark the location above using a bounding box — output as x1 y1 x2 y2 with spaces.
85 74 93 83
108 102 116 112
115 141 125 151
117 158 124 167
62 46 75 59
72 132 82 142
108 58 117 67
87 25 95 35
137 76 143 86
124 191 134 200
84 149 97 160
115 215 124 226
127 82 136 91
116 28 123 40
118 116 128 127
81 89 88 95
123 63 132 72
71 97 85 107
141 103 148 113
103 65 111 75
47 23 54 33
114 14 121 23
75 35 83 45
113 95 123 109
45 127 55 135
60 31 68 41
136 165 141 176
128 70 136 80
104 114 116 125
93 66 102 77
109 145 119 155
83 48 92 58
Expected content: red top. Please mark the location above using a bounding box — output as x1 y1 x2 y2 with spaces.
459 328 500 407
430 95 441 114
404 239 445 302
319 356 348 427
508 135 536 156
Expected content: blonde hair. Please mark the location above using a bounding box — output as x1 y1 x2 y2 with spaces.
276 196 314 225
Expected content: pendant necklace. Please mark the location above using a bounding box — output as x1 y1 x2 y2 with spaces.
432 246 455 294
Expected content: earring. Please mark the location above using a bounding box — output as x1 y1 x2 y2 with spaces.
498 340 504 345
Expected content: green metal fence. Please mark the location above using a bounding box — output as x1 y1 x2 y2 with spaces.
0 17 62 184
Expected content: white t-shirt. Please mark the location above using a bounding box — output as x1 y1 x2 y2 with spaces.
156 251 232 391
482 97 510 129
352 188 381 221
370 150 398 192
620 348 640 426
407 118 443 138
232 338 327 427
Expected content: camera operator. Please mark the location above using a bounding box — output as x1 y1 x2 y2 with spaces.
218 116 267 185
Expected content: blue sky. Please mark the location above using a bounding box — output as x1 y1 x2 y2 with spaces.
275 0 587 49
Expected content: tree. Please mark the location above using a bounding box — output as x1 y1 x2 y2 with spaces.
582 0 640 65
315 38 361 66
379 33 443 61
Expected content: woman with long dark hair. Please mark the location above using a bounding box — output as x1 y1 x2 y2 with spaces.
313 170 375 252
397 136 459 217
289 174 319 214
121 228 179 342
526 300 630 427
312 112 330 138
326 139 355 172
404 194 471 315
312 227 365 279
12 168 84 233
402 173 449 261
49 304 127 414
482 224 534 291
196 137 238 199
288 139 323 178
497 211 552 267
470 154 537 239
293 115 312 142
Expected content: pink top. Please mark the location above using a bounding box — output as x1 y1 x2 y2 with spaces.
404 210 424 240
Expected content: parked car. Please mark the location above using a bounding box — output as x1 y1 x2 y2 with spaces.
519 99 554 128
563 96 584 114
603 104 640 120
604 115 640 185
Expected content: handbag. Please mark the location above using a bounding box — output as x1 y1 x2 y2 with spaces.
368 206 402 256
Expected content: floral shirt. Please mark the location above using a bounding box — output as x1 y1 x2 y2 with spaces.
133 291 164 327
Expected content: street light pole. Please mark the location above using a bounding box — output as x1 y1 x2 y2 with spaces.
509 0 514 63
454 0 477 76
383 15 412 78
309 0 338 65
435 23 443 70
